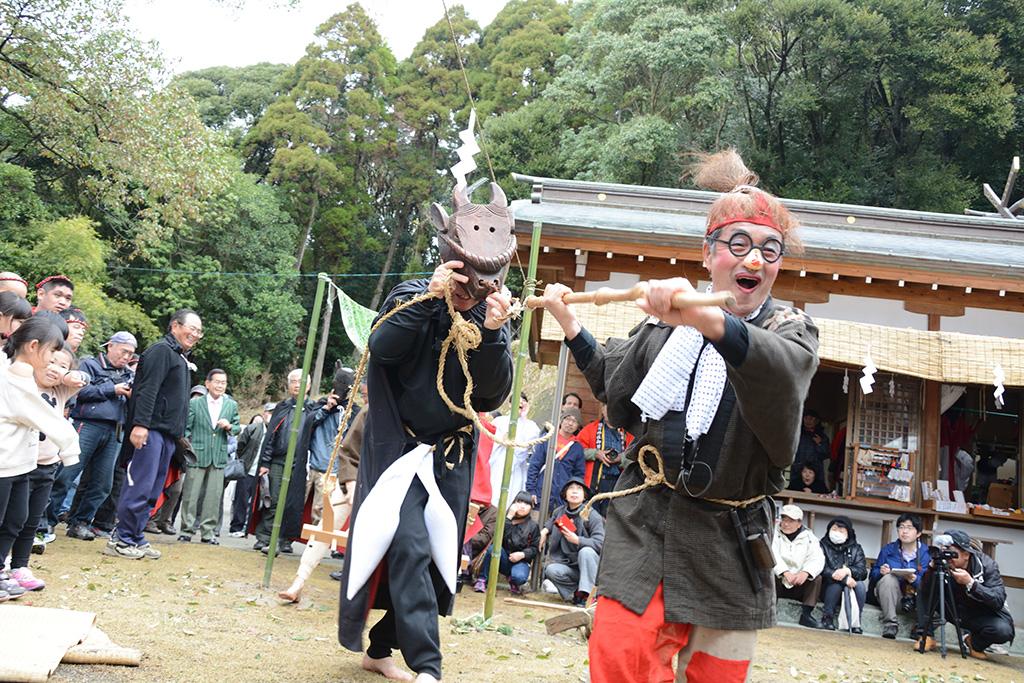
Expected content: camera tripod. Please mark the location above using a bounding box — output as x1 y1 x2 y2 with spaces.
917 559 968 658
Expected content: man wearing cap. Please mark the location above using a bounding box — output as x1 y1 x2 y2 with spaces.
526 406 585 514
0 272 29 299
915 529 1015 658
34 275 73 313
60 307 88 353
772 504 827 629
540 477 605 606
230 403 275 536
52 330 137 541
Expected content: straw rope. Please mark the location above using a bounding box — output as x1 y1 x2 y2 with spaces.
579 445 767 520
320 274 551 490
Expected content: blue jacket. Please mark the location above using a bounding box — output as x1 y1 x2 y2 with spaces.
526 437 585 512
869 539 931 591
70 353 134 425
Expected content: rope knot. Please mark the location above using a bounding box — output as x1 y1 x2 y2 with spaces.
449 313 482 351
580 445 673 520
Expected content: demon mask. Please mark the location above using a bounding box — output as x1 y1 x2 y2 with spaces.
429 182 517 301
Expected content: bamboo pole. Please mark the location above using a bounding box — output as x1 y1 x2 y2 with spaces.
311 289 335 396
524 285 735 310
484 220 542 619
262 273 329 588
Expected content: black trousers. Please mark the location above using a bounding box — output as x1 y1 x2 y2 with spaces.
255 463 285 544
230 474 256 533
0 472 31 562
92 462 125 532
365 479 444 679
12 463 57 569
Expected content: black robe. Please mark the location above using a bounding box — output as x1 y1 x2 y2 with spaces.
338 279 513 652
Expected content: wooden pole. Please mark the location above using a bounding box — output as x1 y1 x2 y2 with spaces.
484 220 542 620
524 285 734 310
262 273 328 588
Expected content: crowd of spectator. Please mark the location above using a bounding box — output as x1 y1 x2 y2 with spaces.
0 270 1016 665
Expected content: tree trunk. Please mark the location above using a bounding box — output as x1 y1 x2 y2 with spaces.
295 191 319 271
310 290 334 397
370 215 405 310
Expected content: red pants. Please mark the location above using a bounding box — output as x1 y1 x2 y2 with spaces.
589 583 754 683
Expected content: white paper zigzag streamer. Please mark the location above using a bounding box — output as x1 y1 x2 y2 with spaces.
994 364 1006 409
450 108 479 189
860 354 877 395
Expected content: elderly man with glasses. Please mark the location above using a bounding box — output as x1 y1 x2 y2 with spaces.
106 309 202 560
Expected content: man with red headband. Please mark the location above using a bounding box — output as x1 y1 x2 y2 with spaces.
0 272 29 299
541 150 819 683
34 275 73 314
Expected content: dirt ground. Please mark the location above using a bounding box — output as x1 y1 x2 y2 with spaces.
12 535 1024 683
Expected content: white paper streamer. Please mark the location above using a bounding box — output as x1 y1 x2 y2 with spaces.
450 108 479 189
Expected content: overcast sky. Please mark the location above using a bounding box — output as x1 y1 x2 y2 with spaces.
124 0 509 73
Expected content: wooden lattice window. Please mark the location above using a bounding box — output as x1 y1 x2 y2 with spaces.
848 376 922 503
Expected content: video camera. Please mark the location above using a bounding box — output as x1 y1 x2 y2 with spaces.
929 534 959 563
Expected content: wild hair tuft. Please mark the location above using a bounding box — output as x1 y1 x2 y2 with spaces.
687 149 759 193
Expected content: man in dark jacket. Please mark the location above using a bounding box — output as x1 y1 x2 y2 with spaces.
475 490 540 596
254 368 312 553
51 331 137 540
107 310 199 560
338 259 514 683
915 529 1015 658
230 403 274 536
540 477 605 606
819 516 868 632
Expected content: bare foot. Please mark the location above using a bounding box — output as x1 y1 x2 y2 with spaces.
276 578 303 603
361 655 413 681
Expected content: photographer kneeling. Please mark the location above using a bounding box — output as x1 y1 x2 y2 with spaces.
914 529 1014 659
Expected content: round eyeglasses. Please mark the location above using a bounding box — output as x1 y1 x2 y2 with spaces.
709 231 785 263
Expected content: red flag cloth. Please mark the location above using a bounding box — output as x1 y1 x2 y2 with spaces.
464 413 497 543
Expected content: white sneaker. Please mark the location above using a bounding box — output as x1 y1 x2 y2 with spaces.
229 531 245 538
103 538 145 560
137 543 162 560
542 579 558 594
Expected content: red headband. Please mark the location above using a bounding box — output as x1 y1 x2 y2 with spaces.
705 213 781 236
0 275 28 286
35 274 73 290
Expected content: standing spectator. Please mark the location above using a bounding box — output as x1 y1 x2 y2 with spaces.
54 331 136 541
0 292 31 340
488 392 541 507
33 275 73 314
540 477 604 606
526 407 584 513
59 307 88 353
562 392 582 412
790 408 829 490
819 516 868 632
475 491 540 596
0 272 29 299
870 513 930 639
576 403 633 516
106 309 200 560
254 368 312 554
146 385 205 535
178 369 239 544
8 344 85 592
772 504 827 629
230 404 273 536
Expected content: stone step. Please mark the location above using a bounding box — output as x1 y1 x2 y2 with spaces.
776 599 1023 656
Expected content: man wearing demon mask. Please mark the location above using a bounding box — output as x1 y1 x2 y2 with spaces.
337 182 516 682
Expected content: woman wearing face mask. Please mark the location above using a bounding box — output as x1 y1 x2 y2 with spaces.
819 517 868 632
541 150 819 683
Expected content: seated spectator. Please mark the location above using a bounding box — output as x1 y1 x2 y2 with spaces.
772 504 826 628
526 407 584 513
465 503 498 562
540 477 604 606
789 463 829 494
869 512 930 639
914 530 1015 659
0 272 29 299
819 516 867 632
475 491 540 596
